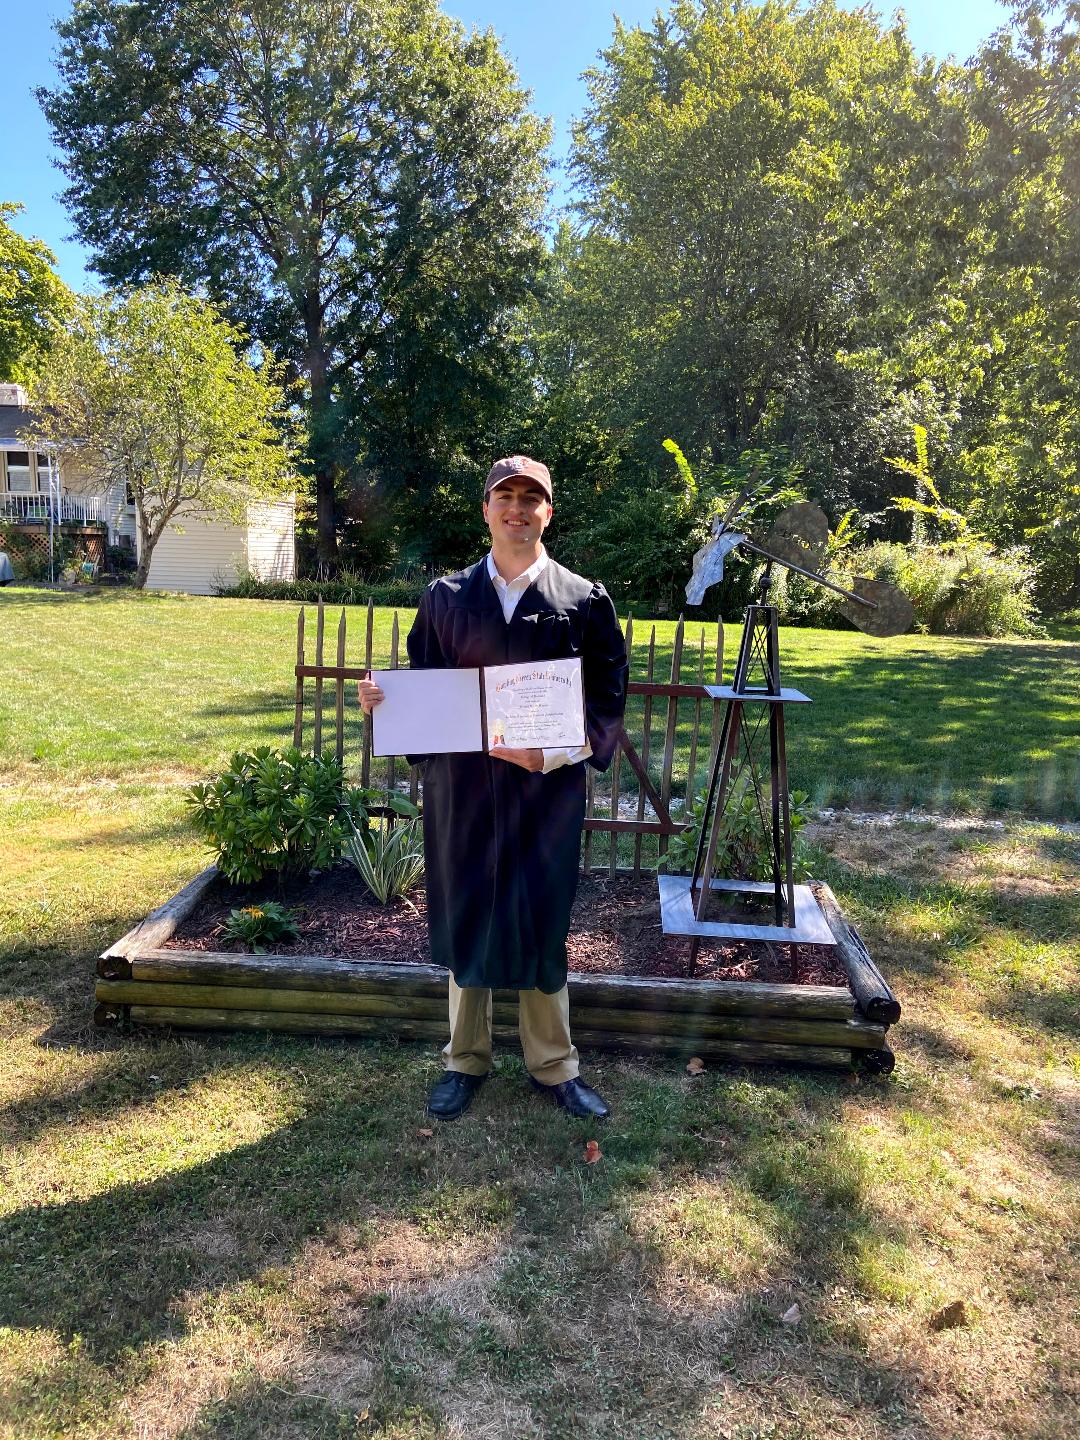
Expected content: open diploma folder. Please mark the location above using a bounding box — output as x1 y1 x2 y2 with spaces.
370 658 586 757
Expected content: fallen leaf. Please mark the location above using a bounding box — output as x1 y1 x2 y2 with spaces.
686 1056 706 1076
416 1127 433 1138
930 1300 969 1331
781 1303 802 1325
583 1139 602 1164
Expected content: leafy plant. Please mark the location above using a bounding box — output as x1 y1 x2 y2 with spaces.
222 902 300 952
347 814 424 905
185 746 376 885
887 425 971 544
667 779 812 883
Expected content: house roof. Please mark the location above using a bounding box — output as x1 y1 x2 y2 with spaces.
0 404 40 449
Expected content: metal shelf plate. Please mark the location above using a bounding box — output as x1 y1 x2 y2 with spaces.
658 875 837 945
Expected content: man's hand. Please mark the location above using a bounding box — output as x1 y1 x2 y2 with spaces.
357 676 384 715
489 744 545 773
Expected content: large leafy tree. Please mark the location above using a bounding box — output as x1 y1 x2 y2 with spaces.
564 0 967 496
41 0 549 567
0 203 71 382
26 280 295 588
529 0 1080 612
943 1 1080 607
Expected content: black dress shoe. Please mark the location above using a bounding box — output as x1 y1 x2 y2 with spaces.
427 1070 488 1121
529 1075 611 1119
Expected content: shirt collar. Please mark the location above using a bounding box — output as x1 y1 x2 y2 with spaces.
486 545 548 590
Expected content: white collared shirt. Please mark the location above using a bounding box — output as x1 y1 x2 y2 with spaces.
486 547 593 774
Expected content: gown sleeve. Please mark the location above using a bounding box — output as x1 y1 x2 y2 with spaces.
582 583 629 772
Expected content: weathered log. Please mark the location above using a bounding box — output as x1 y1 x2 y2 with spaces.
129 1005 450 1042
855 1043 896 1076
814 882 902 1026
122 948 856 1021
126 1004 856 1068
98 865 219 974
98 979 883 1049
102 980 450 1022
564 1029 854 1070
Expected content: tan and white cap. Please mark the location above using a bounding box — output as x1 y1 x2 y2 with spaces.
483 455 553 503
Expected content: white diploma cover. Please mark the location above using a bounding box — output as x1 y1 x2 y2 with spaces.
371 658 585 756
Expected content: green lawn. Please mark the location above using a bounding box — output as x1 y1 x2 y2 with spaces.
3 586 1079 816
1 586 1078 1440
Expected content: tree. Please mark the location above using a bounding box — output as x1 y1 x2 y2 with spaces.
26 279 295 588
0 203 71 382
563 1 968 490
944 1 1080 608
41 0 549 568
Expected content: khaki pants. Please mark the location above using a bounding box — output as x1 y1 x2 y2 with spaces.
444 974 579 1085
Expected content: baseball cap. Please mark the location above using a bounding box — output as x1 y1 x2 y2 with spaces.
483 455 553 503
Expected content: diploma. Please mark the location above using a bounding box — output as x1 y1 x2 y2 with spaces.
484 658 586 749
369 658 585 755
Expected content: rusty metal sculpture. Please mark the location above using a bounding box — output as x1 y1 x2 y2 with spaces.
660 494 913 974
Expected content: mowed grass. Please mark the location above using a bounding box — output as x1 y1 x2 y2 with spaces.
1 585 1078 1440
2 586 1080 815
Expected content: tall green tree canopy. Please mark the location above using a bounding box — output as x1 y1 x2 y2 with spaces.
41 0 550 566
943 0 1080 606
0 203 71 382
27 279 295 588
527 0 1079 612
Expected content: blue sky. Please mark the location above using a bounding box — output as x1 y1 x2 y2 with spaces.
2 1 1011 291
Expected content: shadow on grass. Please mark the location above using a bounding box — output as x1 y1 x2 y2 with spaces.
6 998 1077 1438
815 850 1080 1041
0 585 176 605
0 1028 934 1434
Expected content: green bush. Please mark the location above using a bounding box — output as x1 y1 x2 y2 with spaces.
185 746 375 884
222 901 301 951
665 781 811 881
215 565 427 608
776 539 1042 637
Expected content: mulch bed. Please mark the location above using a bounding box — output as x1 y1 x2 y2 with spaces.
164 868 847 987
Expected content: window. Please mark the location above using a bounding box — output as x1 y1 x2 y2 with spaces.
4 451 33 492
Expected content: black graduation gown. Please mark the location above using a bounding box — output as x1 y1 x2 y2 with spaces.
407 556 628 993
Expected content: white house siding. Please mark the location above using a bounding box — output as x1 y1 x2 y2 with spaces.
96 478 137 545
245 498 295 581
144 513 247 595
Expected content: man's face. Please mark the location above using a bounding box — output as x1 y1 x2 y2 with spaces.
483 476 553 550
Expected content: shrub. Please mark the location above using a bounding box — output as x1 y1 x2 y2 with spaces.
215 565 427 608
665 781 811 881
222 902 301 951
347 813 424 904
776 539 1042 637
185 746 375 884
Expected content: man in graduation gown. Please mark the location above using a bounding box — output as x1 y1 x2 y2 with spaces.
359 455 628 1121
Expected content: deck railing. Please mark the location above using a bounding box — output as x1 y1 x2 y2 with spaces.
0 492 102 524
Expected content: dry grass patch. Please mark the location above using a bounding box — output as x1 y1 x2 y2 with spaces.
110 1219 508 1440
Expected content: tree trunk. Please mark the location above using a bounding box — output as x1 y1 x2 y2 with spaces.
305 306 338 572
134 503 153 589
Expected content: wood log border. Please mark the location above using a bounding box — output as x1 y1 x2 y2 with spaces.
96 867 898 1074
